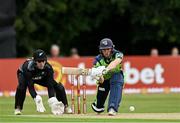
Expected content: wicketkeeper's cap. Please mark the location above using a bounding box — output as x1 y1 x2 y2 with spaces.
33 49 47 61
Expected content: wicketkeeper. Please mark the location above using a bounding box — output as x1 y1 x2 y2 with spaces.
90 38 124 116
14 49 72 115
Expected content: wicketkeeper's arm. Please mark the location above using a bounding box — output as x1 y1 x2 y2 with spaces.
46 69 56 98
27 80 46 112
27 80 37 98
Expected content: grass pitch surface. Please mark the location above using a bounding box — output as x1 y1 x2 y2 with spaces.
0 93 180 122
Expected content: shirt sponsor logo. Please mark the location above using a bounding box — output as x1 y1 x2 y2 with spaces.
32 76 42 80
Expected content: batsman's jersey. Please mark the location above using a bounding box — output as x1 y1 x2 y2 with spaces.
93 49 123 80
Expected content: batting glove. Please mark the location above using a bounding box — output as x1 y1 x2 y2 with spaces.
102 68 110 75
90 66 106 78
97 75 104 84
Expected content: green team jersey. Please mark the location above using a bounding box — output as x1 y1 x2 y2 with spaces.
93 49 123 80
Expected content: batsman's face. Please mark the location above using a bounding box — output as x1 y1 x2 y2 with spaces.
36 60 46 69
101 48 112 58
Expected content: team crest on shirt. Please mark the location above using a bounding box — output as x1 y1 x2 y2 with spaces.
116 53 123 58
116 53 121 57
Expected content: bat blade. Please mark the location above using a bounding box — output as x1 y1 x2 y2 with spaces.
62 67 91 75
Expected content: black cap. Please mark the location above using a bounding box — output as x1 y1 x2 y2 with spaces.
33 49 47 61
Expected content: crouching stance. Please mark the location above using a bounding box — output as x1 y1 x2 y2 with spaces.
14 49 72 115
90 38 124 116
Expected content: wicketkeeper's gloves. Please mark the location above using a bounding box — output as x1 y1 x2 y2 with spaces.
34 95 46 112
48 97 64 115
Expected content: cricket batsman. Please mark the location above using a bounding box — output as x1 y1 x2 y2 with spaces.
90 38 124 116
14 49 72 115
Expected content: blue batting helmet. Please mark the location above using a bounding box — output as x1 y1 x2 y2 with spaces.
99 38 115 50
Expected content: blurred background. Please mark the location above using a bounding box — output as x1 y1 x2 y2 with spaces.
1 0 180 57
0 1 180 119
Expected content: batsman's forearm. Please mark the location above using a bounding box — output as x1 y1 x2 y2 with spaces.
107 58 122 70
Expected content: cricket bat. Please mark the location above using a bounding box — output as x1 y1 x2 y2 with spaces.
62 67 91 75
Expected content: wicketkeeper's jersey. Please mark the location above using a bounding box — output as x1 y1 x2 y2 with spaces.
93 49 123 80
18 59 55 98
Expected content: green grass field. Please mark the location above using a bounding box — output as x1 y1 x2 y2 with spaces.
0 93 180 122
